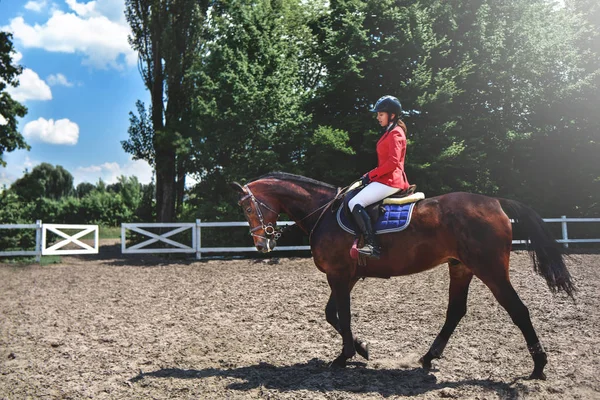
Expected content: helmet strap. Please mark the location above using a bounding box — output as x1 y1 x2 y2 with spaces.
386 112 398 132
387 120 397 133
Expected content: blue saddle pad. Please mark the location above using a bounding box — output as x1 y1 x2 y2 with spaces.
337 202 417 235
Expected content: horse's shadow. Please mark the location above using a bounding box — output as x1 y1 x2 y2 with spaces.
130 359 521 398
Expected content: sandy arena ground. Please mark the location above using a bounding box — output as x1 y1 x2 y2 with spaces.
0 246 598 399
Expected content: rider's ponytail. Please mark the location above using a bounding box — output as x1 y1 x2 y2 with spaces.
396 119 407 135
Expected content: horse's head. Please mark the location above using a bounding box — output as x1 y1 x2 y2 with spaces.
231 181 281 253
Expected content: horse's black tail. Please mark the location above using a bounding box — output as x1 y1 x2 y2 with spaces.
499 198 575 298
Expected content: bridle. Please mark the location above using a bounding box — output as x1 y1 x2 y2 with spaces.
239 185 282 249
239 183 347 251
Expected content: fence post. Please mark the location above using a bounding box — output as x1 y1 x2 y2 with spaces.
35 220 42 263
561 215 569 248
121 224 126 254
196 219 202 260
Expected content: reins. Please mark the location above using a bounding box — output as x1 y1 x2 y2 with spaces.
241 183 353 246
307 185 353 245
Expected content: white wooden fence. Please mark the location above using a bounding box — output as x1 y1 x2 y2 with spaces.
121 220 309 259
0 220 43 260
121 222 197 254
2 217 598 261
0 221 98 261
120 216 600 259
42 224 99 255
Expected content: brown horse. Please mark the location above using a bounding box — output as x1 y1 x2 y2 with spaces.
231 172 574 380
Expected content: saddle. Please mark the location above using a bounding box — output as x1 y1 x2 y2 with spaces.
335 183 425 265
342 184 423 223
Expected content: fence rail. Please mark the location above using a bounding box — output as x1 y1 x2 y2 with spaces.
0 221 97 260
120 220 309 259
121 223 197 254
196 220 310 258
42 224 98 255
0 221 42 260
121 216 600 259
2 217 598 261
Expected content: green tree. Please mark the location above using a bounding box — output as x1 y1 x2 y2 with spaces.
11 163 74 201
107 175 143 211
125 0 208 221
76 182 95 198
0 31 29 166
426 0 600 215
189 0 318 218
306 0 599 217
80 190 132 226
121 0 599 222
307 0 473 190
554 0 600 215
122 100 155 167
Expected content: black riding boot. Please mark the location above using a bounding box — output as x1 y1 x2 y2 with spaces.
351 205 381 259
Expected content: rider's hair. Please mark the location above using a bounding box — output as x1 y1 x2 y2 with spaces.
387 115 407 135
397 119 407 134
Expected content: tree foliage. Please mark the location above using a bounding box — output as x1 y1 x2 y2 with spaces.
2 166 154 229
187 0 317 218
11 163 74 201
303 0 599 215
120 0 599 222
122 100 155 167
124 0 208 221
0 31 29 167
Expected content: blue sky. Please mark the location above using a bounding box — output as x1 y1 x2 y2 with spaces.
0 0 153 187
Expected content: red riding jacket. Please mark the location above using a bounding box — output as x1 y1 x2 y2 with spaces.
367 125 410 190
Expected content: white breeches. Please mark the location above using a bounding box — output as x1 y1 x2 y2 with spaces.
348 182 400 211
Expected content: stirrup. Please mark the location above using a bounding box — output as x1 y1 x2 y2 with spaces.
357 244 380 259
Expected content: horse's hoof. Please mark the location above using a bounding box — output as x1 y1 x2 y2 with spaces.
419 355 432 370
329 354 347 368
355 341 369 360
528 371 547 380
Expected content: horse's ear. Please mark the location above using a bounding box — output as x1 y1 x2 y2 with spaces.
230 182 245 193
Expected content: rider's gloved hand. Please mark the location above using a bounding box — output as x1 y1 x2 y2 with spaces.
361 174 370 186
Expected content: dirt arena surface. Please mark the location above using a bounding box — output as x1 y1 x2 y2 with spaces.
1 247 598 399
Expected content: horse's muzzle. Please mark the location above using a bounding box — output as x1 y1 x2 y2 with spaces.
256 239 277 253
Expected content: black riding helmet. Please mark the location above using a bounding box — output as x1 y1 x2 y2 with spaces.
370 95 402 118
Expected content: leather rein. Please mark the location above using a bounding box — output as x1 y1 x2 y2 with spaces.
239 184 346 245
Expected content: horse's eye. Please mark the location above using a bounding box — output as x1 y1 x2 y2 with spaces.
246 207 252 213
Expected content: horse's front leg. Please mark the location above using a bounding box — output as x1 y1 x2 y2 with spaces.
327 275 356 367
325 290 369 360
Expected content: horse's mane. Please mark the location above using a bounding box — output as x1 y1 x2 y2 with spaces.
254 172 336 189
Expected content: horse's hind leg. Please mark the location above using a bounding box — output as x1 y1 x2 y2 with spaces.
481 276 548 380
325 287 369 360
420 261 473 370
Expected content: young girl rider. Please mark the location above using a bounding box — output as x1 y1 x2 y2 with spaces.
349 95 410 259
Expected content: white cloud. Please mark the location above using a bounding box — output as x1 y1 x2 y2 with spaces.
23 117 79 145
24 0 48 12
0 171 13 189
0 155 37 188
73 159 153 185
47 73 74 87
64 0 127 23
92 0 128 23
5 68 52 102
4 2 136 70
0 114 7 126
12 51 23 64
66 0 97 17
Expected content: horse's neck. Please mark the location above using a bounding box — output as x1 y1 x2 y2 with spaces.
263 180 336 230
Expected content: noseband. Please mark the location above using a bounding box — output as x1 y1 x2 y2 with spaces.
239 185 282 244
